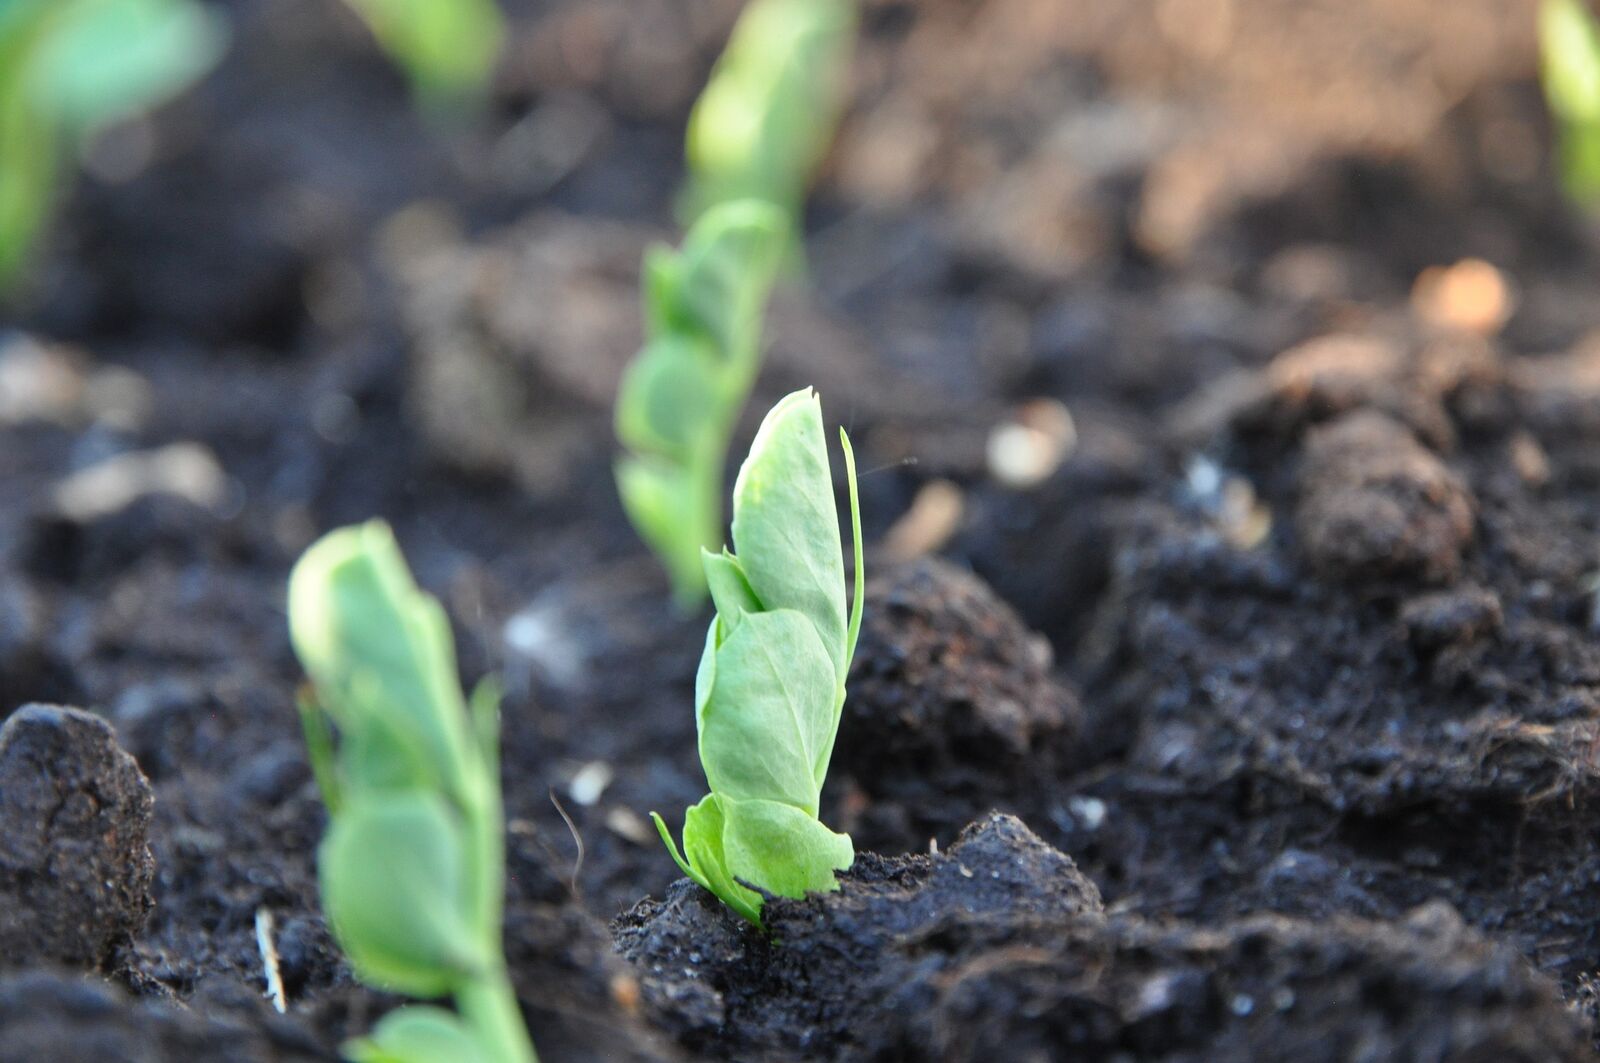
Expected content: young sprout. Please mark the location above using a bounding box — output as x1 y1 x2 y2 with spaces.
651 388 865 926
341 0 503 115
682 0 856 245
614 200 788 607
0 0 226 289
1541 0 1600 206
289 522 538 1063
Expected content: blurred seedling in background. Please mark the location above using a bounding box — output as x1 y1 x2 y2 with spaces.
652 388 864 927
290 522 538 1063
615 200 787 608
0 0 225 290
682 0 856 261
1541 0 1600 207
340 0 503 116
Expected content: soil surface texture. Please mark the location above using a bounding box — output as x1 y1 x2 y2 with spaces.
3 0 1600 1059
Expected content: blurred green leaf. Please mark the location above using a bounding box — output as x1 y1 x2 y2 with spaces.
320 793 491 998
346 1006 491 1063
614 201 786 607
27 0 226 139
344 0 503 112
0 0 223 289
290 522 539 1062
288 521 476 801
1541 0 1600 204
684 0 856 232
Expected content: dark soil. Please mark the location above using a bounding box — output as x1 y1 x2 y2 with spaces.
618 815 1591 1061
4 0 1600 1059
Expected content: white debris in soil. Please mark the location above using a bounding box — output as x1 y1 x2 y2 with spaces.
986 398 1077 489
54 443 229 521
254 907 287 1014
605 808 654 846
504 595 588 692
0 333 152 429
1183 454 1271 549
1068 795 1108 831
568 760 615 806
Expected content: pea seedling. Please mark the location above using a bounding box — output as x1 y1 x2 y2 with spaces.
682 0 856 243
1541 0 1600 206
341 0 503 114
615 200 787 607
652 388 864 926
289 522 538 1063
0 0 224 288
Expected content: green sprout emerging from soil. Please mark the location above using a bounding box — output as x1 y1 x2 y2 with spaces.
615 200 787 607
341 0 503 114
1541 0 1600 206
652 388 864 927
682 0 856 242
0 0 225 289
289 522 538 1063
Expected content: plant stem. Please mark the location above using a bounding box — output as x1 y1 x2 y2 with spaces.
457 969 538 1063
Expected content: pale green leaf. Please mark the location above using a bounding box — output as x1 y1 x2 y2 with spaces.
616 457 709 605
684 0 855 223
702 548 761 634
615 202 786 607
729 389 849 683
320 793 490 998
28 0 227 140
693 620 718 728
346 1005 489 1063
672 200 787 366
722 795 853 899
698 609 834 813
682 794 764 924
289 521 475 793
614 335 720 461
1543 0 1600 122
344 0 503 108
650 810 702 887
0 46 55 286
640 244 681 338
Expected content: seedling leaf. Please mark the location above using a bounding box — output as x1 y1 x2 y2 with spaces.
320 793 490 998
346 1006 491 1063
730 389 849 685
1541 0 1600 205
615 201 787 607
342 0 503 113
698 608 834 813
722 797 853 898
288 521 474 800
683 0 857 242
657 389 861 925
290 521 539 1063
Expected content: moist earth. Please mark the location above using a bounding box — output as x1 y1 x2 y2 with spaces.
3 0 1600 1059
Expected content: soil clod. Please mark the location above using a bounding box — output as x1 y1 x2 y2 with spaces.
0 704 155 972
838 560 1082 848
1295 410 1475 586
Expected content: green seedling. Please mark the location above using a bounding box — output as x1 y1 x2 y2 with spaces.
651 388 864 927
289 522 538 1063
615 199 788 607
1541 0 1600 206
0 0 225 289
341 0 503 114
682 0 856 244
